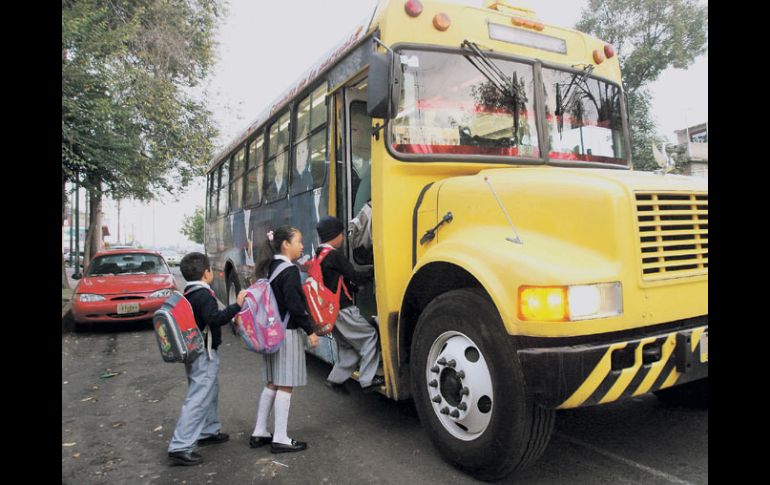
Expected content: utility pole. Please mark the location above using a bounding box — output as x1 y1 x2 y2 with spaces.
73 177 81 278
117 199 121 245
68 188 74 265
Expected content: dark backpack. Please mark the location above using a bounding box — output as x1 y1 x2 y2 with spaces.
152 285 212 363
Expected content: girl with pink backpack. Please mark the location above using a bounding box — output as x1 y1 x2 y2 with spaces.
248 226 319 454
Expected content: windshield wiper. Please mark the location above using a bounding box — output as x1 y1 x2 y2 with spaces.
555 64 594 137
461 40 524 145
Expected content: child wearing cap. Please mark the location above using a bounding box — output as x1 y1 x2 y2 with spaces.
315 216 384 394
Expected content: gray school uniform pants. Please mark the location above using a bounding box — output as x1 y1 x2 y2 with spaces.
327 305 380 387
168 350 221 453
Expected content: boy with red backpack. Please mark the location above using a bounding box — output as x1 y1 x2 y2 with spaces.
168 252 247 466
314 216 384 394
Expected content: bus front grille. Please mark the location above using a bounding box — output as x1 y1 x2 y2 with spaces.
635 192 708 281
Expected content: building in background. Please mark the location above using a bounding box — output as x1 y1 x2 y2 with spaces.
674 122 708 178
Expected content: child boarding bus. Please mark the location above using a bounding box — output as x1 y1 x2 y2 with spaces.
204 0 707 480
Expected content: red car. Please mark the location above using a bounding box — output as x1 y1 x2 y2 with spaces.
71 249 178 328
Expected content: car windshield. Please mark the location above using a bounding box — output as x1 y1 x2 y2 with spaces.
390 49 629 167
87 253 169 276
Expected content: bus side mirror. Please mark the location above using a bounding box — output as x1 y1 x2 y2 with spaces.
367 52 402 120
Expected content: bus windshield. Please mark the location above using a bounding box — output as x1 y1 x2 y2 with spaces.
392 49 540 158
543 66 627 165
391 49 629 166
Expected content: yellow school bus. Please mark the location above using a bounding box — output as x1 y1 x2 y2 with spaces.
205 0 707 479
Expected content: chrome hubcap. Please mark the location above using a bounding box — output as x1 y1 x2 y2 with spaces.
426 330 493 440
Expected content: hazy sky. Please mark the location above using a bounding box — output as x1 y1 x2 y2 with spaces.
97 0 708 248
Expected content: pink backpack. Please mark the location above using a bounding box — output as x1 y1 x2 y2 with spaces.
236 261 293 354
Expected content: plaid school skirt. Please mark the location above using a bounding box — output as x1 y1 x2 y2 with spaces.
262 328 307 387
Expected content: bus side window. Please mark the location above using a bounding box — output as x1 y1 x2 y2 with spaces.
265 112 291 201
292 84 328 195
218 161 229 217
245 133 265 207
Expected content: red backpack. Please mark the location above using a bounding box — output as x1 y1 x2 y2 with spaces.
152 285 212 363
302 247 351 335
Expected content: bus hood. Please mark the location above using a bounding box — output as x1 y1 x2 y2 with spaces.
434 166 708 279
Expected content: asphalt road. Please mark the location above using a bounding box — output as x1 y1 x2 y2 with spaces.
62 268 708 485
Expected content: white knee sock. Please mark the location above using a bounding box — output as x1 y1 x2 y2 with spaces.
272 390 293 445
252 387 276 437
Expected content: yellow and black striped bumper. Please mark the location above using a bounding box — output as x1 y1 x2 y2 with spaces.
518 320 708 409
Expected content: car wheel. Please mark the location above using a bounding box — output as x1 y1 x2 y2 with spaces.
226 270 241 335
410 288 555 480
654 378 708 408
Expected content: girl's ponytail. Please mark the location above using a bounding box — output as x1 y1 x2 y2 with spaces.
254 225 299 278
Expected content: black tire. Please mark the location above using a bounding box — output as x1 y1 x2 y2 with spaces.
226 270 241 335
654 378 708 408
410 288 555 481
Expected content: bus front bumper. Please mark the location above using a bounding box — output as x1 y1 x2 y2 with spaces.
517 320 708 409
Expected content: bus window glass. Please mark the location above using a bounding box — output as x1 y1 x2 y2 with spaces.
268 112 291 158
392 50 539 158
310 84 327 131
245 134 265 207
350 101 372 215
265 149 289 201
292 138 312 194
207 173 216 220
232 147 245 178
296 97 311 141
292 85 328 195
542 67 627 165
218 161 229 216
310 130 326 188
231 173 243 212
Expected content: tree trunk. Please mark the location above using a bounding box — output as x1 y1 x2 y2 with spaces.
83 188 103 272
62 174 70 289
83 180 103 274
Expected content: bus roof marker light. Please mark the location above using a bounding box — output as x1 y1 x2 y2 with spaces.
405 0 423 17
433 13 451 31
593 48 605 64
604 44 616 58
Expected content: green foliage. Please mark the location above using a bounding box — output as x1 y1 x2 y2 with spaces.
575 0 707 170
62 0 224 199
181 206 205 244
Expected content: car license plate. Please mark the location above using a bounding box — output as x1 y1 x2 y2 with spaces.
699 331 708 363
117 303 140 314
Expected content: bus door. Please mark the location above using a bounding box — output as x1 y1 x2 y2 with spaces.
341 79 377 319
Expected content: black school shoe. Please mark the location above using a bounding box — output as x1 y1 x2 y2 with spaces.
197 432 229 446
362 375 386 394
168 451 203 466
249 434 272 448
271 439 308 453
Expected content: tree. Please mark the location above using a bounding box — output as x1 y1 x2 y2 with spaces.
181 207 205 245
62 0 223 285
575 0 708 171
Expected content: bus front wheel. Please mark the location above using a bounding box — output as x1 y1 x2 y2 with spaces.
410 289 554 481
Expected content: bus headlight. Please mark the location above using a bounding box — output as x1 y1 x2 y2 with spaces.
519 282 622 322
